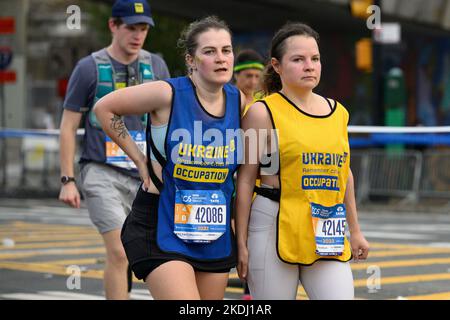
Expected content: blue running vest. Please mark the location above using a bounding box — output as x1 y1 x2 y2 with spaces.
155 77 241 260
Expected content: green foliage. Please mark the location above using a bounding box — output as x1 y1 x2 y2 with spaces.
145 13 189 77
82 0 111 47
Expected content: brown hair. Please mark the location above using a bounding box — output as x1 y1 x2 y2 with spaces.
111 17 124 26
177 16 232 74
263 22 320 95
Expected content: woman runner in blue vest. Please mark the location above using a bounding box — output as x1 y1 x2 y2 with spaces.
94 16 246 300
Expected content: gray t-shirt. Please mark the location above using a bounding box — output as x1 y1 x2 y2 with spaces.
63 50 170 176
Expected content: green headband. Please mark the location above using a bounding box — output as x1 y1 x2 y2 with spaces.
234 61 265 72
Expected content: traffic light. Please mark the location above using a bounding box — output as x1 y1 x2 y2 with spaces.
350 0 373 19
355 38 372 72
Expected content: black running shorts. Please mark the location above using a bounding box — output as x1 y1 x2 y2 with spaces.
121 187 237 281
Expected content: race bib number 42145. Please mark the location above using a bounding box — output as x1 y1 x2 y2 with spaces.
311 203 346 256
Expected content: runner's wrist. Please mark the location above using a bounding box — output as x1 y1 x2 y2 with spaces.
61 176 76 185
349 226 362 234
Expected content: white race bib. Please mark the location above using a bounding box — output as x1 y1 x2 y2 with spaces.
106 130 146 170
174 190 227 243
311 202 346 256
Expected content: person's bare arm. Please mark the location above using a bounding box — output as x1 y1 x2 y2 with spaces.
235 101 272 280
58 109 82 208
345 169 369 261
94 80 172 189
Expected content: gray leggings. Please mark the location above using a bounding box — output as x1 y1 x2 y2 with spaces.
247 195 355 300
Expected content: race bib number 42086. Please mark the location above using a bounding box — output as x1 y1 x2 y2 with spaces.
174 190 227 243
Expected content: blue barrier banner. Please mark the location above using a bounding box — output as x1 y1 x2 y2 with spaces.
350 133 450 148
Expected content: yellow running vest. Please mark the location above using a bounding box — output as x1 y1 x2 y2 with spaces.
262 93 352 265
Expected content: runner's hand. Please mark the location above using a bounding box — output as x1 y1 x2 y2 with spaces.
135 157 151 191
59 183 81 209
237 243 249 281
350 231 370 262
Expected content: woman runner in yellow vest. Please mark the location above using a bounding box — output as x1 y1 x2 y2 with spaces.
235 22 370 300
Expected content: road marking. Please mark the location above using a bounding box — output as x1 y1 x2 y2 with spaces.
0 290 153 300
368 242 432 250
350 257 450 270
0 240 103 250
0 247 105 259
405 291 450 300
369 247 450 258
0 232 101 243
39 291 105 300
0 261 139 283
364 231 434 240
42 258 103 266
0 293 75 300
228 257 450 278
129 293 153 300
354 273 450 288
0 222 94 231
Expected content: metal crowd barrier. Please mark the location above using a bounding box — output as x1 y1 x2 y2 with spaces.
0 129 83 197
352 150 450 204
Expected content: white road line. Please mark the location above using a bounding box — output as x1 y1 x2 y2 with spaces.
130 293 153 300
1 291 234 300
1 292 80 300
39 291 104 300
363 231 435 240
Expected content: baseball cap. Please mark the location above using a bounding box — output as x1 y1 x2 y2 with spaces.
112 0 155 26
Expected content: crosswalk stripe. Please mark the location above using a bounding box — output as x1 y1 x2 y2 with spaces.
368 247 450 257
350 257 450 270
0 291 154 300
129 293 153 300
368 242 435 250
0 234 100 242
39 291 104 300
0 247 105 259
0 222 93 231
405 291 450 300
354 273 450 288
0 293 74 300
43 258 103 266
0 240 103 250
0 261 140 283
225 257 450 278
364 231 435 240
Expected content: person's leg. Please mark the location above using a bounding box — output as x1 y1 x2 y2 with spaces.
118 175 141 293
146 261 200 300
101 229 129 300
196 271 229 300
247 196 299 299
81 163 132 299
299 260 354 300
